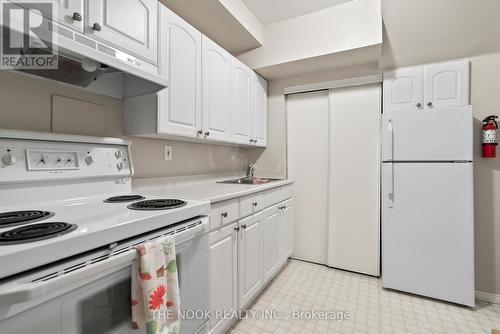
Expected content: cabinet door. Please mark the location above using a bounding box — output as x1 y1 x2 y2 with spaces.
383 67 423 112
262 206 280 283
231 59 253 144
279 200 294 261
209 223 238 334
252 73 268 147
158 9 202 138
86 0 158 64
424 60 470 109
25 0 84 32
238 213 263 309
202 36 232 141
382 163 474 306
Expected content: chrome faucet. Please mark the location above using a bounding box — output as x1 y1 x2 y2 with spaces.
246 163 255 178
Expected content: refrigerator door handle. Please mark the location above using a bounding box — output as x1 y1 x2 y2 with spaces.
388 162 394 208
389 118 394 162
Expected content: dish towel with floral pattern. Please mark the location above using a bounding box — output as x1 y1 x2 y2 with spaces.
131 236 180 334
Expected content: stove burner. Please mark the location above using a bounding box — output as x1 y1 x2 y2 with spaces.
0 222 77 245
104 195 146 203
0 211 55 228
127 199 187 211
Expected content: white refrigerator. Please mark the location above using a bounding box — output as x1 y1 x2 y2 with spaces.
381 106 475 307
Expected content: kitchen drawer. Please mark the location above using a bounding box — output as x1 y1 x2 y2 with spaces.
239 193 264 218
209 199 239 230
263 184 294 208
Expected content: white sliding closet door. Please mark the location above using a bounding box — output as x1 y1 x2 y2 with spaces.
287 91 330 264
328 84 381 276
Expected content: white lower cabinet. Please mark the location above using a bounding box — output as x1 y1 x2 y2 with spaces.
209 223 238 334
262 205 281 283
237 213 263 309
208 186 294 334
278 199 294 262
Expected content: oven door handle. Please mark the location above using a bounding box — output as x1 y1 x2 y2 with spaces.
0 249 137 305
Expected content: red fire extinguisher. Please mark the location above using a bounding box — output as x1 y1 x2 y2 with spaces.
482 115 498 158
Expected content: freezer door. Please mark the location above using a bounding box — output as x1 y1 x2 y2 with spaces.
382 162 475 306
382 106 473 161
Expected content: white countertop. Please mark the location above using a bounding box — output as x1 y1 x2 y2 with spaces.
132 173 294 204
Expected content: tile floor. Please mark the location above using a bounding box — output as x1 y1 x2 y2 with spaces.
229 259 500 334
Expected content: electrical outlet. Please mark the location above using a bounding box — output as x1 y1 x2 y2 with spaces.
164 146 173 161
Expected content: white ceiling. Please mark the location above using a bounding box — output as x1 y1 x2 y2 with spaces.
241 0 354 25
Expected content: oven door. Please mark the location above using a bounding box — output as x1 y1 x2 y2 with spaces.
0 220 210 334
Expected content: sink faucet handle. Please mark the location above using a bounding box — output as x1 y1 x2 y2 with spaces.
247 163 255 178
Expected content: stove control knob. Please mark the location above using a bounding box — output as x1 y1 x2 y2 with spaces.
2 154 16 166
117 161 124 170
85 155 94 165
115 150 123 159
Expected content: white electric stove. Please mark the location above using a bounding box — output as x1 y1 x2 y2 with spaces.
0 129 211 334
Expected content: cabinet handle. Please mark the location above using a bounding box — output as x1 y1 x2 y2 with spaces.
427 102 433 108
241 224 247 229
254 139 258 144
249 139 254 143
72 12 82 22
92 23 102 31
205 131 210 137
221 212 228 218
197 129 203 135
416 102 422 108
252 202 258 207
234 227 240 232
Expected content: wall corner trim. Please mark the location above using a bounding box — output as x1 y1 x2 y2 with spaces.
476 290 500 304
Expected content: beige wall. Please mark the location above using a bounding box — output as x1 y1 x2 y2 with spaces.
0 71 248 178
254 53 500 295
470 53 500 295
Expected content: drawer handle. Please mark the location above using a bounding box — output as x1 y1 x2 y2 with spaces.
241 224 247 230
252 202 258 207
234 227 240 232
221 212 228 218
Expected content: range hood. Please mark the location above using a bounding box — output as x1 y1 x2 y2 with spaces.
16 48 120 88
2 18 167 99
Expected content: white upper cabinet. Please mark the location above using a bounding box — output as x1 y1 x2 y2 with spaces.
202 36 232 142
424 60 470 109
384 60 470 113
123 4 267 147
31 0 84 32
383 67 423 112
231 59 253 145
86 0 158 64
158 7 202 138
251 73 268 147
